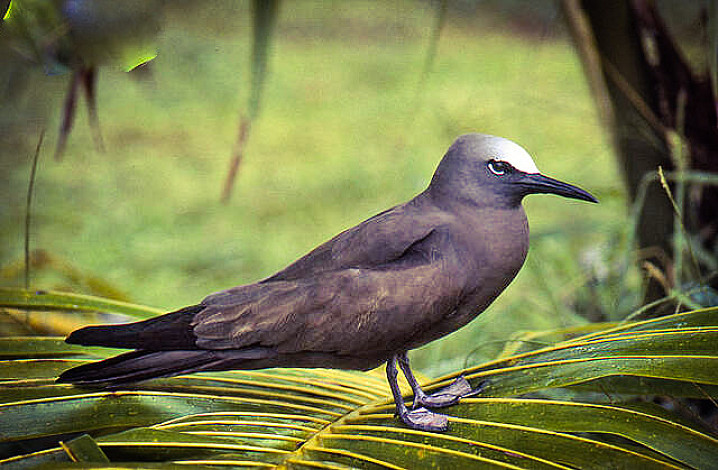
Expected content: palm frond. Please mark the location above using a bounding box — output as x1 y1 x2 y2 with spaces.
1 289 717 468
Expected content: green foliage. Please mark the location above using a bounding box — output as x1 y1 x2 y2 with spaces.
1 0 622 377
2 3 716 466
0 287 160 319
3 0 160 72
248 0 280 121
1 289 717 468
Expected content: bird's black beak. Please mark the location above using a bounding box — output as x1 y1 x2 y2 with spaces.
516 173 598 203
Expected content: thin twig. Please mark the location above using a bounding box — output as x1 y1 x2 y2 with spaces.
81 67 106 153
411 0 448 116
54 71 81 160
600 55 668 140
561 0 614 129
657 167 702 284
221 117 251 203
25 129 45 290
669 89 688 289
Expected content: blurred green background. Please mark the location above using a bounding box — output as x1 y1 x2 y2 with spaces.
0 0 629 376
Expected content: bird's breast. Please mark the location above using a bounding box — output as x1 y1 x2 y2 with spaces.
404 207 529 350
450 208 529 324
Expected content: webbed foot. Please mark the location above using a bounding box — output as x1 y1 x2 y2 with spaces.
416 377 486 409
398 406 449 432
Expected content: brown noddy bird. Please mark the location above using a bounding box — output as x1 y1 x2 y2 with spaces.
58 133 597 432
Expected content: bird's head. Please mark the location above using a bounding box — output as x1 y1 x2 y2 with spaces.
428 134 598 208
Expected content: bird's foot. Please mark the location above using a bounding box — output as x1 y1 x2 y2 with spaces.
399 407 449 432
416 376 486 409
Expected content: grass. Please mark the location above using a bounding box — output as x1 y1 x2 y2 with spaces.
1 1 628 375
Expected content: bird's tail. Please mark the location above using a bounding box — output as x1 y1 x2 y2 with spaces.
58 304 276 387
57 348 276 387
64 305 202 350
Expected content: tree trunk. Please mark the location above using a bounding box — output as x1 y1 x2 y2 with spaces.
564 0 718 311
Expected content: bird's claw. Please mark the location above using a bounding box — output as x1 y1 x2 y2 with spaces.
416 377 486 409
399 407 449 432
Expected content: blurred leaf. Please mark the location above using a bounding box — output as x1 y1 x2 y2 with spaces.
2 0 71 74
247 0 279 121
0 287 161 337
0 287 162 320
63 0 162 71
0 249 128 301
3 0 162 159
221 0 280 202
1 294 717 468
411 0 448 115
60 434 109 463
3 0 161 71
710 0 718 104
1 0 10 20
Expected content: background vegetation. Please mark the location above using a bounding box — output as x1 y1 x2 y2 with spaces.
3 1 718 468
1 0 624 376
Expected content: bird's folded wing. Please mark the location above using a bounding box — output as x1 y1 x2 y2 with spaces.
245 198 454 285
193 232 465 356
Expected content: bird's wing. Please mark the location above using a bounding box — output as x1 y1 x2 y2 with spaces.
201 196 447 305
192 227 467 356
262 197 446 282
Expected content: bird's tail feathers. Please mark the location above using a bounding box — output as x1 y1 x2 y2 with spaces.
57 348 275 387
65 305 202 350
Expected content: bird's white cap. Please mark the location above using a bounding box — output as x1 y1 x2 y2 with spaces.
485 136 540 174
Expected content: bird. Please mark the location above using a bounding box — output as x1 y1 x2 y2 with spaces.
57 133 597 432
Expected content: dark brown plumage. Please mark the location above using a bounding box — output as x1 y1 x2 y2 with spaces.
58 133 597 431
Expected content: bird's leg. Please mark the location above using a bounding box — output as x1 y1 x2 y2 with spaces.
386 355 448 432
396 351 431 408
397 352 482 409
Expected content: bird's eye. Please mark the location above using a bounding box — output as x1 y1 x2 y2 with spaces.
487 160 512 176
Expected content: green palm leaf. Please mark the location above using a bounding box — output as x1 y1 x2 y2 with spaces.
1 288 717 469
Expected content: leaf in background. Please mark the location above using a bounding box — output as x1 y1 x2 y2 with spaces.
0 287 162 336
2 250 132 303
0 287 162 319
61 0 161 72
410 0 448 116
710 0 718 111
222 0 281 202
4 0 161 74
3 0 162 159
1 0 10 21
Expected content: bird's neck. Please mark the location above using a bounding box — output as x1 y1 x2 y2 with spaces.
424 185 523 213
